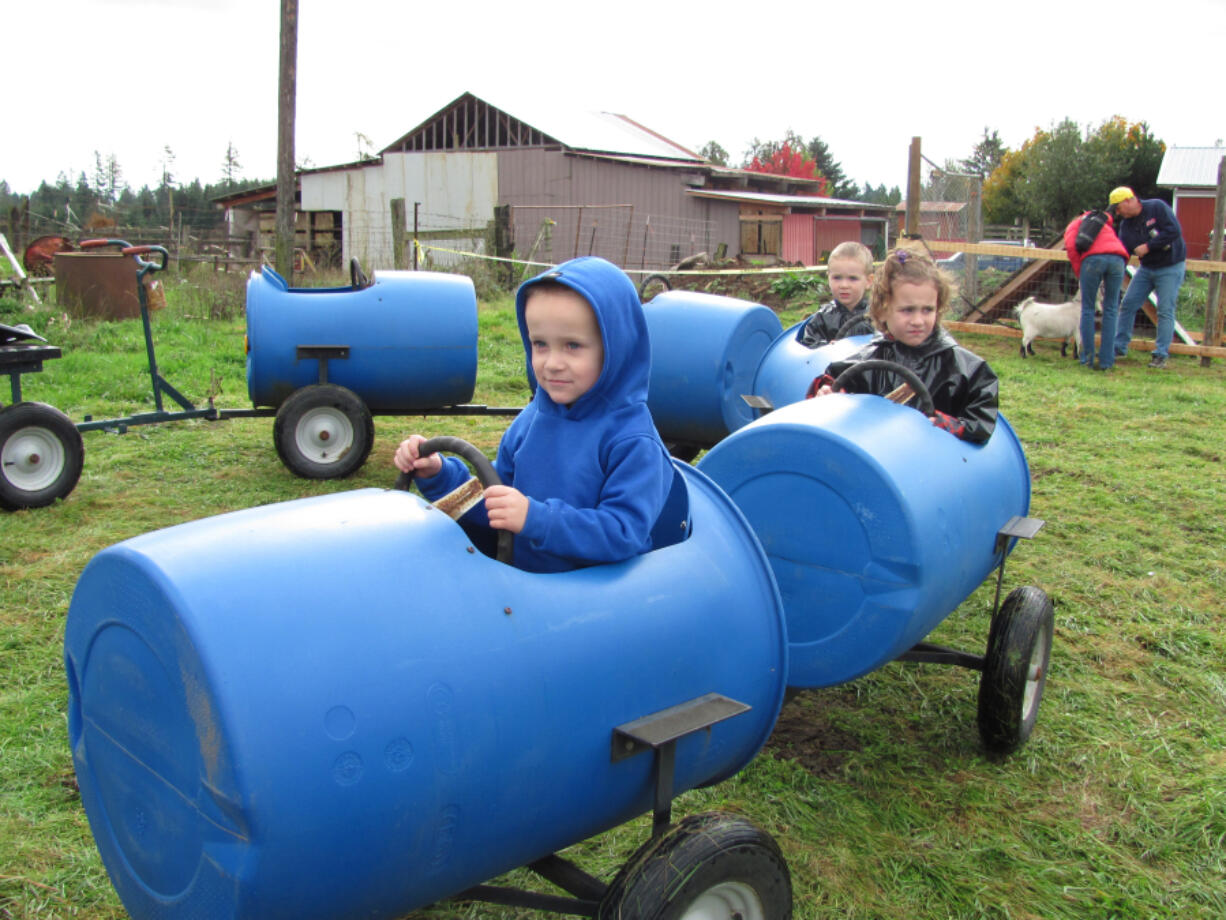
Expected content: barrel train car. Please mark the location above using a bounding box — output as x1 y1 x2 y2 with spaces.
65 291 1054 918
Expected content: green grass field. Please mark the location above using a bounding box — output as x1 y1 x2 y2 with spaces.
1 265 1224 919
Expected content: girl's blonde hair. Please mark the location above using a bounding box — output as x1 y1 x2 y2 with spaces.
868 248 957 330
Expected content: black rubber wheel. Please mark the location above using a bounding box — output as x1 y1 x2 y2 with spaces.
0 402 85 511
273 384 373 480
978 585 1055 757
350 257 371 290
597 812 792 920
393 435 512 564
638 273 671 301
831 358 935 417
834 312 875 339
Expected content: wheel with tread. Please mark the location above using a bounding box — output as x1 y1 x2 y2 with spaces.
597 812 792 920
0 402 85 510
978 585 1054 756
273 384 373 480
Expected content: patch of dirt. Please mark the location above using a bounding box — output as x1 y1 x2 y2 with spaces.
763 689 864 779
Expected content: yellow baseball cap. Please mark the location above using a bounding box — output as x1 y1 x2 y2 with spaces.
1109 186 1135 206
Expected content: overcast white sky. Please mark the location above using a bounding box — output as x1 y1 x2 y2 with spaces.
5 0 1224 197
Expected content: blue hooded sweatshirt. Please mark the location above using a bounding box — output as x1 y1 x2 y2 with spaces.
418 257 675 573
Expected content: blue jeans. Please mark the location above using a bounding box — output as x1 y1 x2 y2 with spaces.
1115 261 1186 359
1078 254 1123 369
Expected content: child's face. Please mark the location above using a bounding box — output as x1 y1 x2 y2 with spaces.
884 280 939 347
524 287 604 407
828 256 871 308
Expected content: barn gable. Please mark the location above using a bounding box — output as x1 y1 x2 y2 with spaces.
381 91 704 163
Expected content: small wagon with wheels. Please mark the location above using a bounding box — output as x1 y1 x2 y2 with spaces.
0 323 84 510
645 289 1055 757
240 259 519 479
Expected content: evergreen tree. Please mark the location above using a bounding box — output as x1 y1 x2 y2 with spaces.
803 136 858 200
699 140 729 166
221 141 243 188
959 128 1008 179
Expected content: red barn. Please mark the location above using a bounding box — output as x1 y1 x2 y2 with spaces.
1157 146 1226 260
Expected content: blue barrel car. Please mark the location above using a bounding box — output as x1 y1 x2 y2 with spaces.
64 287 1054 920
65 445 795 920
245 261 485 479
646 288 1054 752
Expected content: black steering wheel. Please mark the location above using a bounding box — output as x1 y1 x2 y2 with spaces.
831 359 935 417
834 313 876 339
350 257 371 290
394 436 513 565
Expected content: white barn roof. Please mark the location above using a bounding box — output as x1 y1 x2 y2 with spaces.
1157 146 1226 188
381 91 704 162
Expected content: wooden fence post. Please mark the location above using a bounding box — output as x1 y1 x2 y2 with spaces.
1201 156 1226 367
390 198 406 270
904 138 922 241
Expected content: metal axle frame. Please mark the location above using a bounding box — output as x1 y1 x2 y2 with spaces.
894 514 1045 670
451 692 752 917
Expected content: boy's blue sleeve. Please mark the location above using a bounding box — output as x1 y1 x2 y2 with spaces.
516 436 672 565
416 455 479 502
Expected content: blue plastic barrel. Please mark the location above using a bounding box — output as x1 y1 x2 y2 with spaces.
751 321 872 411
643 291 781 445
64 466 787 920
697 396 1030 688
245 267 478 414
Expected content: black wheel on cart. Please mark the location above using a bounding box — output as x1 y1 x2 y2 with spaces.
978 585 1054 757
597 812 792 920
273 384 374 480
0 402 85 510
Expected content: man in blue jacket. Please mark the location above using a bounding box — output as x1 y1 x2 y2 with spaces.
1109 186 1187 369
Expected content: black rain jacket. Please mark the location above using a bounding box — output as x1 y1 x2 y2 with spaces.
823 327 999 443
797 296 871 348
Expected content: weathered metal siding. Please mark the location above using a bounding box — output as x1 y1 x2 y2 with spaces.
782 214 815 263
496 149 741 270
300 154 497 266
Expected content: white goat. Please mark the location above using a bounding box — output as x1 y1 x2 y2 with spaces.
1015 296 1081 359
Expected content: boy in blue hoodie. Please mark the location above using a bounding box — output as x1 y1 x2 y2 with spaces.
393 257 675 573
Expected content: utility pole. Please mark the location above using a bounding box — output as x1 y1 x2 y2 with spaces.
1202 156 1226 367
275 0 298 280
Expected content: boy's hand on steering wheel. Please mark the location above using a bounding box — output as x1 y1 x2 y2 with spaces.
483 485 529 534
393 435 443 478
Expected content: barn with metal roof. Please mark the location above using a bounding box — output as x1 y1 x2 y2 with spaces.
223 92 892 272
1157 145 1226 259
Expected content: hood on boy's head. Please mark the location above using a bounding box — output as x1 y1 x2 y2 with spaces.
515 257 651 417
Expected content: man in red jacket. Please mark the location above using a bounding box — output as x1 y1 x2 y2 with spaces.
1063 206 1128 371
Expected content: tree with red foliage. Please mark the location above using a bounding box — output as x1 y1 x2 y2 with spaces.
745 142 828 195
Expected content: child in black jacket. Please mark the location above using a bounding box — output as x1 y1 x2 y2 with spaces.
797 241 875 347
808 248 999 443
